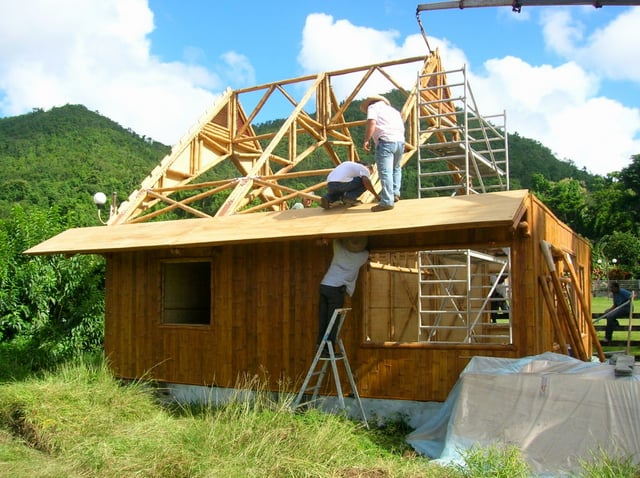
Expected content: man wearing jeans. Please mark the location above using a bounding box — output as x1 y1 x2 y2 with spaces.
316 238 369 357
321 161 380 209
361 94 405 212
602 281 632 343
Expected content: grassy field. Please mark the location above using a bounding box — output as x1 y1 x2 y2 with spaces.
591 295 639 314
0 351 638 477
591 296 610 313
0 296 635 477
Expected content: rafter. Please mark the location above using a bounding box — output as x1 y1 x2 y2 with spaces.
109 51 452 224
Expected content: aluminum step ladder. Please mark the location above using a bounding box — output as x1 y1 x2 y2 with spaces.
292 308 368 428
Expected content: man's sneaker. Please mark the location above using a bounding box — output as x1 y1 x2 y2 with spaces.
321 197 330 209
343 198 362 207
394 195 401 202
371 204 394 212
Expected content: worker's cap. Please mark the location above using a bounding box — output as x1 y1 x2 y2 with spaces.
342 236 368 252
360 94 390 113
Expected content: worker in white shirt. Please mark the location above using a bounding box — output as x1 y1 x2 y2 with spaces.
321 161 380 209
362 94 405 212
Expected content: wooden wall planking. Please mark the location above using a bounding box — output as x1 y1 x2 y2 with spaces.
103 196 592 402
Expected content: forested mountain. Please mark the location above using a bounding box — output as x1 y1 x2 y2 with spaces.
507 133 596 190
0 105 169 224
0 103 598 225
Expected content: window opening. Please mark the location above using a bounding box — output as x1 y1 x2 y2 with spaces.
418 248 511 344
364 248 512 345
162 260 212 325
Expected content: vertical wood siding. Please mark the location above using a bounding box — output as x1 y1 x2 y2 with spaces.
104 197 591 402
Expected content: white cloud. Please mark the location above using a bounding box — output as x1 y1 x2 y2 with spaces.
587 8 640 82
297 13 468 100
540 9 585 58
0 0 222 144
467 53 640 175
546 97 640 172
542 7 640 82
298 14 399 71
218 52 256 86
297 11 640 175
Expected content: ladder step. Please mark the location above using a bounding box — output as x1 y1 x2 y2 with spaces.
291 308 368 428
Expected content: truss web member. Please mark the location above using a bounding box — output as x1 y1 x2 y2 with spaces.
320 161 379 209
316 237 369 357
361 94 405 212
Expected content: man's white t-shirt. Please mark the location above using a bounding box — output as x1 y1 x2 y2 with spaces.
321 240 369 296
366 101 405 144
327 162 371 183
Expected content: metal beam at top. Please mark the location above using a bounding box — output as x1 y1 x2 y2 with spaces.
417 0 639 11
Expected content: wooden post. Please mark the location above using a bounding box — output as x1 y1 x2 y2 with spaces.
626 291 635 355
539 276 569 355
540 241 588 360
556 248 605 362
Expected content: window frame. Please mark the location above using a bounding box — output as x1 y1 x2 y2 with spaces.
160 259 213 326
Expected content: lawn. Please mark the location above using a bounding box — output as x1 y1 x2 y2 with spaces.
1 353 637 478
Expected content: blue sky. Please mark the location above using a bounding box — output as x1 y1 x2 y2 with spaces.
1 0 639 175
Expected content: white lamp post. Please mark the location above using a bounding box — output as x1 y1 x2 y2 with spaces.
93 191 117 225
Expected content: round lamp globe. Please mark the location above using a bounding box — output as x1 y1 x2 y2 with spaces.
93 192 107 206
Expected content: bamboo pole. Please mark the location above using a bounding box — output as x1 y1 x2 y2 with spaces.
539 276 569 355
557 248 605 362
540 240 588 360
626 291 635 355
369 262 419 274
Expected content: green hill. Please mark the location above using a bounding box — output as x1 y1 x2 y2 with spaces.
0 103 599 226
507 132 595 189
0 105 169 225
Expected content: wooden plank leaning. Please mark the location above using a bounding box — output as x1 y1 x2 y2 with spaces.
540 240 588 361
554 245 605 362
538 275 569 356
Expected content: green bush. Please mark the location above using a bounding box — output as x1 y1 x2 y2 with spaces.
0 206 104 371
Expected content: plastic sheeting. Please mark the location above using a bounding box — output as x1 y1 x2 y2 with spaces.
407 352 640 477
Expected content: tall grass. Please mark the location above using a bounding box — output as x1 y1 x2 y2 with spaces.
0 354 441 477
0 353 638 477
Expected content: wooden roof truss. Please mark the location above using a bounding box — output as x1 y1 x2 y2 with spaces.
109 50 503 225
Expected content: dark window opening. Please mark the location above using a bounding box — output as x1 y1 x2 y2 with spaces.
162 261 211 325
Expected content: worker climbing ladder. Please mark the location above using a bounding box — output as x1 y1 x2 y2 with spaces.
292 308 368 428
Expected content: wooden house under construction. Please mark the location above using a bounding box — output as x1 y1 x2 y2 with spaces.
26 52 598 403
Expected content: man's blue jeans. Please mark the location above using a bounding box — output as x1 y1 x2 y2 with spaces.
605 307 630 341
375 140 404 207
326 177 366 203
317 284 345 346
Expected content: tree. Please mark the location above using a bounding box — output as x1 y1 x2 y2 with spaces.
618 154 640 227
598 231 640 279
581 175 634 240
531 174 589 237
0 206 105 367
